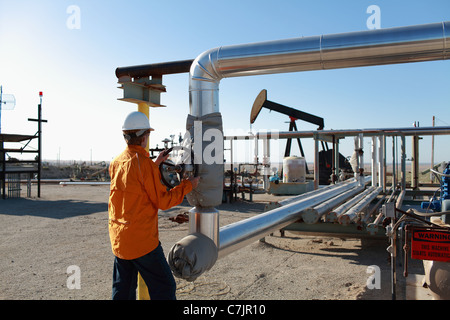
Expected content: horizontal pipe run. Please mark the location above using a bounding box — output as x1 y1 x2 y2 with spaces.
277 177 365 207
115 59 194 79
283 220 387 238
338 187 383 226
326 186 376 222
362 194 386 224
218 178 369 258
302 184 366 224
224 126 450 141
192 22 449 86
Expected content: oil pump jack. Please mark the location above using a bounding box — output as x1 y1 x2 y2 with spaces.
250 89 353 184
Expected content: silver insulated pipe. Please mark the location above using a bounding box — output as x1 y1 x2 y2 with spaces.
169 21 450 281
190 21 449 116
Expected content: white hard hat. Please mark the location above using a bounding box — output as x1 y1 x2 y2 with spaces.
122 111 154 132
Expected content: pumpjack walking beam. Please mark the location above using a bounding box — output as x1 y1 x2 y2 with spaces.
250 90 324 130
250 89 325 174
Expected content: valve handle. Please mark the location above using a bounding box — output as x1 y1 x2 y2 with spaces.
158 146 198 189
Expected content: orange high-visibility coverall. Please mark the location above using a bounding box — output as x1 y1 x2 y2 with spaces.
108 145 192 260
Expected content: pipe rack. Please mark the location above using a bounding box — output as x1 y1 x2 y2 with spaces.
302 184 366 224
338 186 383 226
218 176 370 258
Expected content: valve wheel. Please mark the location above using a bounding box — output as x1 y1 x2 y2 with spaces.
158 146 198 189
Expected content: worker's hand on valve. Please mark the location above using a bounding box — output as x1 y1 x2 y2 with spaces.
154 149 170 166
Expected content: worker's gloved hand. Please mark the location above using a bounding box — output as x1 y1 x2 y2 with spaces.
154 150 170 166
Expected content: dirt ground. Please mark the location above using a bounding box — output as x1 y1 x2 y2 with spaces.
0 183 428 301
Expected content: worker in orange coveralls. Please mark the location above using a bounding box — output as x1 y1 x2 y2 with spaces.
108 111 199 300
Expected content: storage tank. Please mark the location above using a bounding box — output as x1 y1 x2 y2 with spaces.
282 156 306 183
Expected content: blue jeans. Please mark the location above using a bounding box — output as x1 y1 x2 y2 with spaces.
112 243 176 300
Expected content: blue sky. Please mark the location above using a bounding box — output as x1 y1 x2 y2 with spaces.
1 0 449 166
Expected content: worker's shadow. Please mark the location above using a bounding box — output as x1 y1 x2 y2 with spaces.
0 197 108 219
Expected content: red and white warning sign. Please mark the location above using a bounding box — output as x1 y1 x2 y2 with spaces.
411 227 450 262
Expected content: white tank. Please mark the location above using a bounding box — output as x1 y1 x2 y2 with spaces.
282 156 306 183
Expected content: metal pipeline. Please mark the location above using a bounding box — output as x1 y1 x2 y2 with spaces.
338 186 383 226
168 21 450 280
302 184 366 224
169 178 371 279
115 59 194 79
218 179 367 258
224 126 450 141
326 186 376 223
362 194 387 225
274 177 363 208
266 174 370 209
190 21 449 117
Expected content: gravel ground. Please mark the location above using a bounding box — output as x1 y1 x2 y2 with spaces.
0 184 426 301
